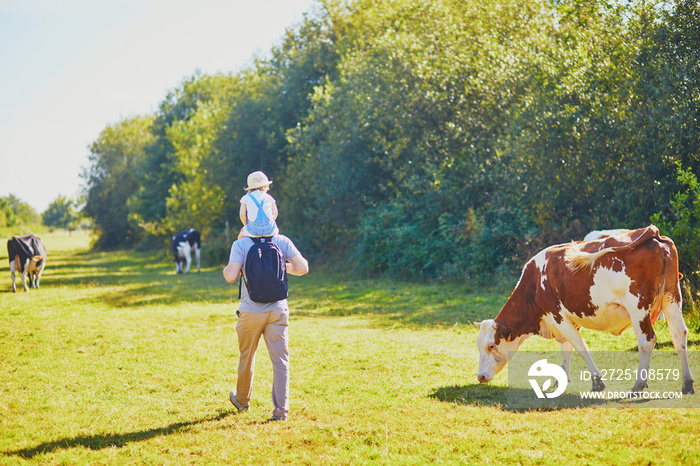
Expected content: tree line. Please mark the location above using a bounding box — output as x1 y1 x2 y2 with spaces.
1 194 82 233
80 0 700 279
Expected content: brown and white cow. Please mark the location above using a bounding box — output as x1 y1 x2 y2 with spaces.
475 225 695 395
583 228 630 241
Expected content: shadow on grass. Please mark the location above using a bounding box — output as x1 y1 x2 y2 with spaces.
2 245 513 323
430 383 509 407
0 271 236 306
646 339 700 350
290 275 512 328
2 246 234 306
428 384 673 411
60 269 235 308
3 410 237 459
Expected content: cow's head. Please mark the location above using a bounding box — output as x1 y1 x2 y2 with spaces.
475 319 523 383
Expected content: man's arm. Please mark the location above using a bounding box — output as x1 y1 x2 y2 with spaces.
286 253 309 276
223 261 243 283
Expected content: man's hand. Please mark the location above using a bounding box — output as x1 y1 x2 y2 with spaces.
286 254 309 276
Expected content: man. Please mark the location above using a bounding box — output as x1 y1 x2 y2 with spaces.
223 233 309 422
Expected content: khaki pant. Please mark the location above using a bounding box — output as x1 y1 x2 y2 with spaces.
235 309 289 418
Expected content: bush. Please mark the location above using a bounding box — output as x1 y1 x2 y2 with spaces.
651 162 700 273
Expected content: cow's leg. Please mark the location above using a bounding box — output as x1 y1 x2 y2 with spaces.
560 340 575 381
17 257 29 292
184 249 192 274
26 262 36 289
554 319 605 391
21 269 29 291
35 261 45 289
10 260 17 292
629 315 657 392
174 251 183 274
662 299 695 394
195 246 201 272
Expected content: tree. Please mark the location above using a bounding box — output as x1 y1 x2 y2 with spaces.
42 195 79 232
81 115 155 249
4 194 41 225
284 0 554 272
0 198 17 228
161 87 230 236
77 0 700 280
209 5 341 230
129 73 222 234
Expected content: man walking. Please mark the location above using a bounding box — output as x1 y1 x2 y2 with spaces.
223 233 309 421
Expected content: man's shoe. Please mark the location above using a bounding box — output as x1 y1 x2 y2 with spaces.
267 413 287 422
229 391 248 412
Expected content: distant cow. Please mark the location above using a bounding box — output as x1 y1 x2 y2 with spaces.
583 228 630 241
475 225 694 395
7 235 47 292
171 229 201 274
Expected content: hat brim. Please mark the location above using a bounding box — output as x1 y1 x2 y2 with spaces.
244 180 273 191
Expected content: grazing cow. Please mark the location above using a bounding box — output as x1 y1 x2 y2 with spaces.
171 229 201 274
475 225 695 395
7 234 47 292
583 228 630 241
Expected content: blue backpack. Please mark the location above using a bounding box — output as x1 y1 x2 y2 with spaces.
240 236 288 303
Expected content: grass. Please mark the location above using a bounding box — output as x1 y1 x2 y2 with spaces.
1 231 699 465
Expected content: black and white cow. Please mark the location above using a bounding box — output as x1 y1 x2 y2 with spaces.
171 229 201 274
7 235 47 292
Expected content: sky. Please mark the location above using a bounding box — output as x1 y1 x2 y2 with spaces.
0 0 317 214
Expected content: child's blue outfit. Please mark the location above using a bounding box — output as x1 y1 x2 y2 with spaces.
240 190 279 237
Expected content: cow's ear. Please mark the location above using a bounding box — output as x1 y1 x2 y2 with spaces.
473 321 482 329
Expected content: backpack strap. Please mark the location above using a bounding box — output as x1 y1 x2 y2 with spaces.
239 237 260 300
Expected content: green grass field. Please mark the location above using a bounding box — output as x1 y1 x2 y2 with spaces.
1 231 699 465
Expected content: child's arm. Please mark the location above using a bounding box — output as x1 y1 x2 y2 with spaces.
272 202 278 220
239 203 247 225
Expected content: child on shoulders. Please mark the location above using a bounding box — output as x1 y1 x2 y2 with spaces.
238 171 279 239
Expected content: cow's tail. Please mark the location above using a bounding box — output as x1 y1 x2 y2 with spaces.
565 244 607 273
565 225 661 273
